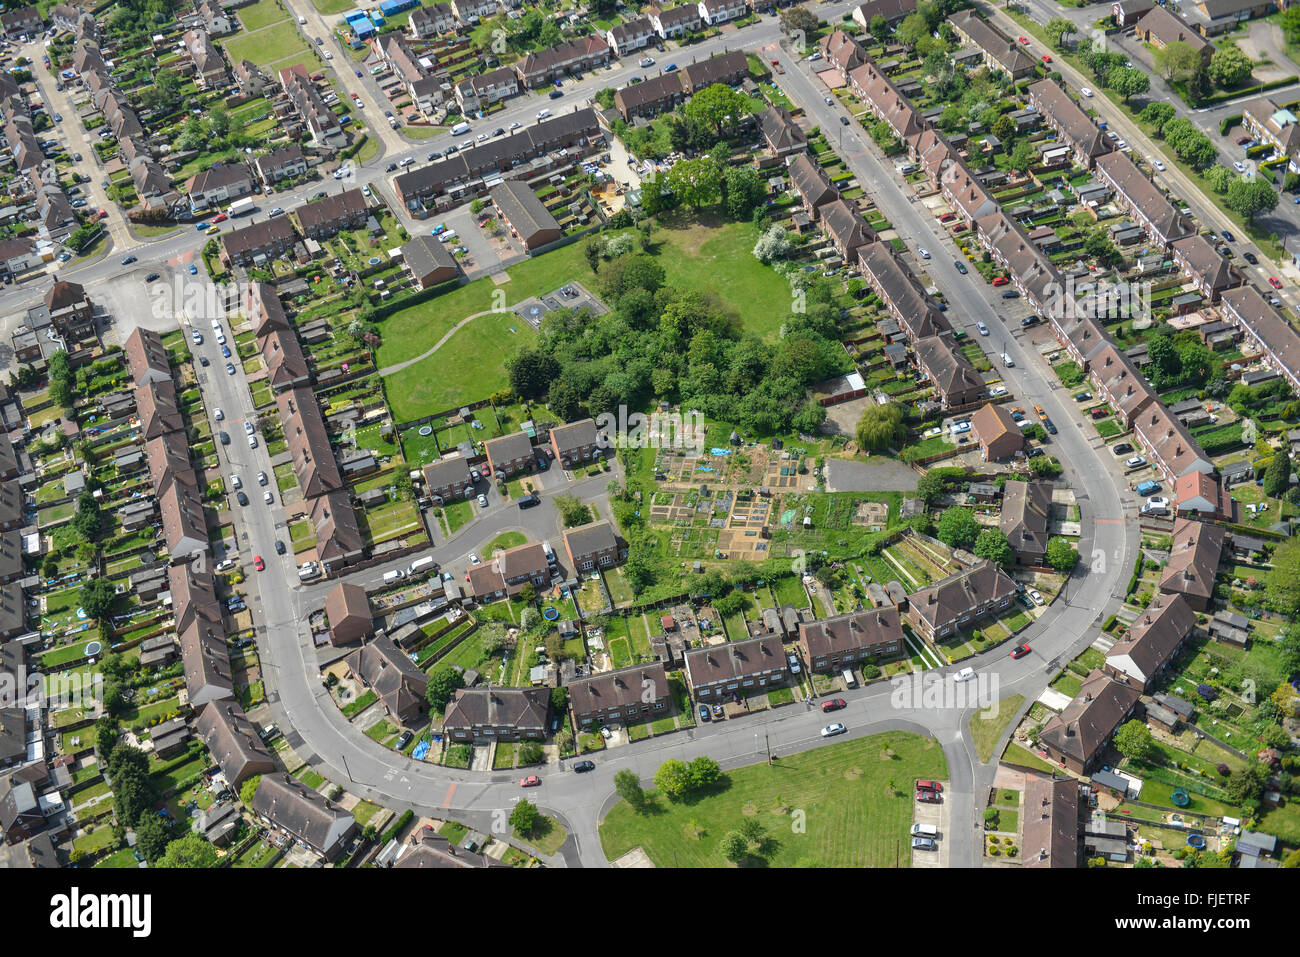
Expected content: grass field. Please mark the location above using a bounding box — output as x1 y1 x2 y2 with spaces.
598 731 947 867
235 0 289 31
969 694 1025 764
221 22 312 69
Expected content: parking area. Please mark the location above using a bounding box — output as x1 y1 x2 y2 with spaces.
910 781 950 868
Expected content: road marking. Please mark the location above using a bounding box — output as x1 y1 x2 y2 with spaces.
442 782 457 807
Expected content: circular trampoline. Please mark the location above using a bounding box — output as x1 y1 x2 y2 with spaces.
84 640 103 657
368 257 381 265
1186 834 1206 849
542 606 559 621
418 426 433 436
1171 790 1190 807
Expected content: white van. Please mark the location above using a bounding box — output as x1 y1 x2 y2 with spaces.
451 122 471 136
437 229 457 244
842 668 857 689
1001 353 1015 367
910 823 938 838
408 556 436 577
383 569 405 583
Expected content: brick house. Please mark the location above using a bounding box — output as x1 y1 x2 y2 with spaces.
563 520 625 572
906 561 1017 642
1038 670 1141 774
568 663 670 726
798 607 906 672
549 418 600 468
484 431 535 478
1103 593 1195 692
442 687 549 742
422 454 473 504
685 633 788 699
970 402 1024 461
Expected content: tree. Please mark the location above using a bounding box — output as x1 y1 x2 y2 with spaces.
777 5 818 40
510 799 541 835
1186 65 1213 107
1225 762 1268 805
1140 102 1177 137
425 667 465 713
1207 44 1252 89
614 768 645 810
896 12 929 48
870 13 890 42
135 812 173 862
752 224 791 264
685 84 751 136
1153 41 1201 82
720 831 749 863
990 114 1016 144
79 576 118 622
1028 455 1064 478
506 349 560 399
688 755 721 789
973 528 1013 567
1225 178 1278 222
723 166 766 221
654 759 692 800
666 156 722 211
517 741 543 765
1045 536 1079 572
1009 139 1037 172
935 507 980 549
1205 164 1235 194
1114 720 1153 761
72 491 101 543
554 494 593 528
1263 447 1292 499
1108 66 1150 103
159 833 219 868
854 401 906 453
240 775 262 807
1045 16 1075 49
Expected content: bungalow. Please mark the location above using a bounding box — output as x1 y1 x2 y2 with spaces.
1104 592 1196 692
442 686 549 742
1132 6 1215 61
1038 670 1141 774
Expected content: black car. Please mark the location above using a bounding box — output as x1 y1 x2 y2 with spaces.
839 115 850 125
445 144 458 155
1113 442 1134 456
145 272 160 282
954 260 968 274
198 356 210 367
1043 417 1058 435
1002 289 1020 298
549 89 563 99
1221 230 1235 243
518 494 541 509
1026 447 1044 458
236 491 248 505
312 191 326 200
219 431 230 445
121 254 137 265
385 162 398 172
573 760 596 773
493 127 505 137
1243 252 1258 265
1020 315 1037 327
275 540 286 555
395 731 413 750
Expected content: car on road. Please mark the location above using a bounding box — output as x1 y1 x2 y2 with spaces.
1010 644 1031 659
212 213 227 223
213 408 223 421
821 698 846 713
315 36 323 44
1043 417 1057 435
1113 442 1134 456
1028 588 1045 606
492 127 505 137
121 254 137 265
548 89 563 99
263 491 274 505
145 272 160 282
188 262 198 275
1040 54 1051 63
536 108 551 119
916 789 942 804
1220 230 1235 243
257 471 268 485
1152 160 1165 171
954 667 976 682
518 494 540 509
244 422 255 435
199 356 208 366
476 132 488 141
1080 87 1093 97
206 225 219 234
954 260 968 274
1017 35 1028 44
976 320 989 336
248 434 258 449
192 331 204 345
1269 276 1283 289
385 162 398 172
395 731 413 750
225 361 236 375
1234 161 1246 173
664 62 678 72
1001 352 1014 367
639 56 655 67
710 704 724 720
698 704 710 722
275 540 286 555
520 775 541 787
821 723 847 737
573 759 596 772
476 493 488 507
1243 252 1258 265
911 836 937 851
221 345 231 358
1136 479 1162 496
469 553 480 564
1125 455 1147 469
235 491 247 506
839 115 849 125
917 247 930 259
916 780 943 793
509 121 521 130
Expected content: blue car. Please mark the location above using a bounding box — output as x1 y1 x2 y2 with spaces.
188 263 198 275
221 344 232 358
1136 480 1162 496
664 62 678 72
698 704 710 722
195 221 209 230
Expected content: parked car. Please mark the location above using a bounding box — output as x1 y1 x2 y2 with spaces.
1125 455 1147 469
911 836 937 851
225 361 236 375
992 276 1009 286
976 321 989 335
1043 417 1057 435
710 704 724 720
1135 480 1162 496
916 780 943 793
263 491 274 505
787 653 801 674
954 260 968 274
1112 442 1134 456
476 493 488 507
916 790 942 804
395 731 413 750
1243 252 1258 265
698 704 710 722
275 540 286 555
820 723 847 737
258 471 268 486
1269 276 1283 289
1010 644 1030 660
839 115 849 125
235 490 247 505
573 760 596 772
253 555 264 571
918 247 930 259
821 698 846 713
1074 391 1092 402
1028 589 1045 606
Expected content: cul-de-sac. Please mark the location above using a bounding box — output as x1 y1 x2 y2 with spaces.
0 0 1298 872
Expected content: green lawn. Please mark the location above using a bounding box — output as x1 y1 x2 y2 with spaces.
969 694 1024 764
486 532 526 553
235 0 289 31
220 22 312 69
514 814 567 857
598 731 948 867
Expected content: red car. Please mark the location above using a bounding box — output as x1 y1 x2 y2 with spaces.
1269 276 1283 289
916 790 943 804
1018 36 1029 44
520 775 541 787
1010 644 1031 659
821 698 847 713
253 555 264 571
953 222 968 232
211 212 228 223
916 780 944 793
770 57 779 65
992 276 1009 286
939 212 955 222
1041 54 1052 63
1236 136 1251 145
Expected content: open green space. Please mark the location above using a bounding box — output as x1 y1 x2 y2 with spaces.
598 731 947 867
221 22 312 69
969 694 1025 764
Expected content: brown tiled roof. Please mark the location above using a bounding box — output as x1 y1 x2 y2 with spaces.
914 334 984 400
908 560 1017 633
685 633 785 686
443 686 549 732
243 281 290 338
294 187 367 233
1028 80 1111 163
277 388 343 498
310 491 363 564
168 562 222 636
1000 480 1052 559
787 153 837 209
324 582 371 644
1038 670 1140 767
135 379 183 439
251 772 356 855
549 418 598 455
569 662 668 716
971 402 1021 450
1106 593 1195 685
1095 151 1191 244
798 607 903 660
345 635 428 720
1022 773 1081 868
563 520 617 559
195 701 276 785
